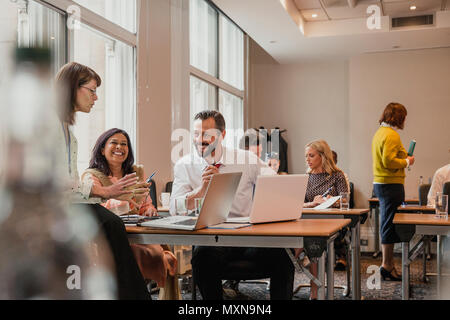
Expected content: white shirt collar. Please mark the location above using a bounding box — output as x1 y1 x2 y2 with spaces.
380 122 397 131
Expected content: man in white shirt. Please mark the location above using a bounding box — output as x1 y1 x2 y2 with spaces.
170 110 294 300
427 164 450 207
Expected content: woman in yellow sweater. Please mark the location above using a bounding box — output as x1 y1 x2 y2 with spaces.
372 102 415 281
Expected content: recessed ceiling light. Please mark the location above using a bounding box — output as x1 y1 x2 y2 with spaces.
312 13 318 18
410 5 417 10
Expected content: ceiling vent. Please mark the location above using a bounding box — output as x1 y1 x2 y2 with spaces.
392 15 434 28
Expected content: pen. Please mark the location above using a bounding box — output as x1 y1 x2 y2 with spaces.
146 170 157 183
321 186 333 197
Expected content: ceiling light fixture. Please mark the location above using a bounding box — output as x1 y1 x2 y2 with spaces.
312 13 318 18
410 5 417 10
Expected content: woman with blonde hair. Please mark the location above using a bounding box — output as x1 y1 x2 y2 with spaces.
295 139 349 299
303 140 348 208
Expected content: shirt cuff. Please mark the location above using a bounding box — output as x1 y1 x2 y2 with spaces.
405 158 410 168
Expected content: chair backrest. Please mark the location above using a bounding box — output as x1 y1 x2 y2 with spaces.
165 181 173 193
149 179 157 206
349 182 354 209
418 184 431 205
443 181 450 197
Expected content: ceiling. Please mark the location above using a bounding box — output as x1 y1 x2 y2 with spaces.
295 0 446 21
211 0 450 63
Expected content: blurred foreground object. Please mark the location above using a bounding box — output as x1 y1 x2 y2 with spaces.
0 47 116 299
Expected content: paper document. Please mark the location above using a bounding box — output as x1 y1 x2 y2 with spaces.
208 223 251 229
225 217 251 223
313 196 341 210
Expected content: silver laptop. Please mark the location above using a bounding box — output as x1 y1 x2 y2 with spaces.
140 172 242 230
227 174 308 224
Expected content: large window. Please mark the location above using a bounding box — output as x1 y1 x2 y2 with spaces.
8 0 138 174
17 0 66 74
72 24 136 172
189 0 245 149
74 0 136 33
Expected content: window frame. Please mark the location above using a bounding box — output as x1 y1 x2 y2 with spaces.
189 0 249 130
30 0 138 161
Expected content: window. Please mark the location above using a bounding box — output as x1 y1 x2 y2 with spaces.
190 75 216 116
219 89 243 149
72 24 136 173
189 0 246 149
189 0 217 77
73 0 136 33
9 0 137 174
17 0 66 74
219 15 244 90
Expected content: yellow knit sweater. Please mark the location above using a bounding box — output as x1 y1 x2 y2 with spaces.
372 126 408 184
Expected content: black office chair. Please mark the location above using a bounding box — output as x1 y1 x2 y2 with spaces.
443 182 450 197
165 181 173 193
418 184 431 206
191 260 272 300
349 182 355 209
149 179 157 207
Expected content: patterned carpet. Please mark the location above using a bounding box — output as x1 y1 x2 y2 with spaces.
152 253 449 300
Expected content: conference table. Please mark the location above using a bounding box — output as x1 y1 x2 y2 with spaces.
368 198 419 257
127 218 351 300
394 213 450 300
302 208 369 300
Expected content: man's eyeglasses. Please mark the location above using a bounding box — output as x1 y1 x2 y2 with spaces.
80 86 97 96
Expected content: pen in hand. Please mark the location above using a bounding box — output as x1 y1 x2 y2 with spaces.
321 186 333 198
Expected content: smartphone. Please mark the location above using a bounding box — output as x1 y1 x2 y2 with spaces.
146 170 157 183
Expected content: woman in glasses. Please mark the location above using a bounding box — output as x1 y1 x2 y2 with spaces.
55 62 150 299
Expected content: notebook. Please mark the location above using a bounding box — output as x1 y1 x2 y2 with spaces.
140 172 242 230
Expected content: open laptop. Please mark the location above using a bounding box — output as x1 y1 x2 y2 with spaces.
227 174 308 224
140 172 242 230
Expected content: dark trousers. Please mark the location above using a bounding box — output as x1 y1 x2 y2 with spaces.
192 246 294 300
72 204 150 300
373 184 405 244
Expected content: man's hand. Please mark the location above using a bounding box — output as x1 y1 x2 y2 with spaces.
201 165 220 189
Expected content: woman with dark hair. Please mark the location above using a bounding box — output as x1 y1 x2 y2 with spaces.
82 128 178 298
55 62 150 299
372 102 415 281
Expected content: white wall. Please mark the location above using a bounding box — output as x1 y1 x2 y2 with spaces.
249 39 350 176
349 48 450 207
250 40 450 209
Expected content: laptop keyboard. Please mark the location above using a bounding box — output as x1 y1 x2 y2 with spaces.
173 218 197 226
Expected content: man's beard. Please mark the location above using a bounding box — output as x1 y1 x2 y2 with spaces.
196 139 219 159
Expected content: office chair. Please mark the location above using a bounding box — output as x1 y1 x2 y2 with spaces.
165 181 173 193
349 182 355 209
418 184 431 206
149 179 157 207
191 260 272 300
443 181 450 197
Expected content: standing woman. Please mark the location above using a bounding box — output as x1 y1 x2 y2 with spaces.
372 102 415 281
55 62 150 299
